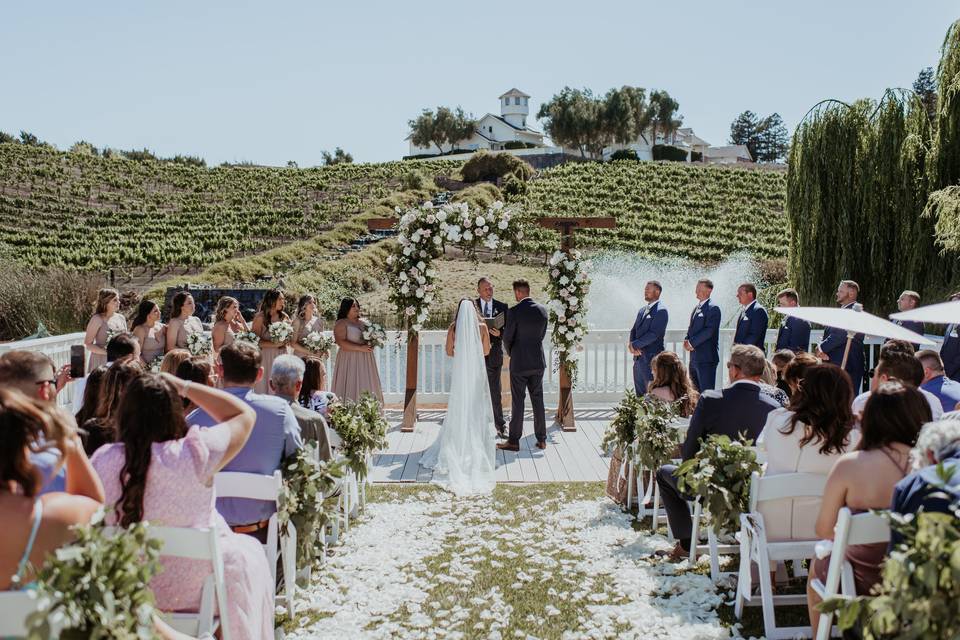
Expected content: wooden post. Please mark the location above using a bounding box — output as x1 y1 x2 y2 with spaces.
536 216 616 432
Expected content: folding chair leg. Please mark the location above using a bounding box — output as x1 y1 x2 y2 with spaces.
689 502 702 564
282 526 297 617
651 482 662 534
734 528 751 619
707 529 720 581
757 551 779 640
625 458 634 512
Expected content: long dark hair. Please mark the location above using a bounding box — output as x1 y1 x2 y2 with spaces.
297 294 316 319
115 375 188 526
0 389 70 497
336 297 358 320
648 351 699 417
782 365 854 455
258 289 288 325
82 362 143 455
75 365 109 427
299 357 325 407
130 300 158 332
171 292 192 319
859 381 930 452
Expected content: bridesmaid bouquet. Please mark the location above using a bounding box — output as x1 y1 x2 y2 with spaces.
303 331 335 356
361 321 386 349
148 354 164 374
268 321 295 345
234 330 260 349
105 328 122 346
186 332 212 357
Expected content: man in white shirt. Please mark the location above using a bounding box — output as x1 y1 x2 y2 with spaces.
852 346 943 422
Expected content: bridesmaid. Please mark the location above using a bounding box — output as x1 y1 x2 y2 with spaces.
83 288 128 373
291 294 328 390
331 297 383 405
165 292 203 353
212 296 248 354
130 300 166 367
251 289 291 394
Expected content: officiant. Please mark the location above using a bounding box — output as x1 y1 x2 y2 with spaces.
477 277 509 437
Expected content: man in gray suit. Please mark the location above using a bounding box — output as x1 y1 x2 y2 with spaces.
270 355 332 461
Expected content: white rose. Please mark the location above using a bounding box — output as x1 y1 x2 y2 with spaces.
399 272 408 281
423 201 433 209
433 236 442 245
565 260 575 269
559 288 569 298
417 261 426 270
482 226 489 234
557 315 566 323
559 275 569 285
403 247 412 256
415 288 425 299
463 230 473 241
426 214 435 223
405 306 415 316
551 269 560 278
401 285 410 294
498 219 508 230
417 275 426 284
419 250 426 257
476 216 485 227
492 201 504 210
567 318 576 326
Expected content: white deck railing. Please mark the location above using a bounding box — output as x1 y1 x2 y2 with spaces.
3 328 921 408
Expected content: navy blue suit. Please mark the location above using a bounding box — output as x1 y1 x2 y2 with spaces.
657 382 780 548
940 323 960 382
820 302 866 392
890 318 925 351
890 446 960 547
775 315 811 352
629 301 668 395
684 298 721 391
733 301 769 350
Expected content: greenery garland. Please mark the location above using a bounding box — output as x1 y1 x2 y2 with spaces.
326 392 389 480
278 442 346 566
602 391 681 472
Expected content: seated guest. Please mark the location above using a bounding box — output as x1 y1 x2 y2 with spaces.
771 349 795 398
175 356 217 412
0 388 104 591
757 365 859 540
299 356 336 418
656 345 780 560
188 343 303 540
774 288 811 352
159 348 190 375
647 351 699 418
807 381 930 631
760 361 789 407
79 361 142 456
106 331 140 364
889 418 960 546
91 373 273 640
0 351 76 493
852 342 943 422
781 351 820 398
270 355 332 461
74 364 108 426
941 292 960 383
917 349 960 414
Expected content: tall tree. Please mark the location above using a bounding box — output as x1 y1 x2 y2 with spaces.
538 87 603 158
729 110 761 159
0 131 15 144
913 66 937 123
649 90 681 145
755 113 789 162
408 106 476 154
19 131 39 146
322 147 353 165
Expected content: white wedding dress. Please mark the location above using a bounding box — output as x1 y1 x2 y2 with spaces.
419 300 496 496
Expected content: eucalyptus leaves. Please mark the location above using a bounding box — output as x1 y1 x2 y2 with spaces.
326 392 389 480
602 390 682 473
279 442 346 566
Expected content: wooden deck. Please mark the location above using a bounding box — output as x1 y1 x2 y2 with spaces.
370 407 615 483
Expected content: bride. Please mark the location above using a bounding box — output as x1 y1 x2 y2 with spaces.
420 298 497 495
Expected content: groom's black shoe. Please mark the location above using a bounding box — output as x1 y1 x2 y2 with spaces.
496 442 520 452
535 441 547 450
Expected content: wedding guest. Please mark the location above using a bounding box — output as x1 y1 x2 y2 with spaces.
648 351 699 417
759 361 789 407
683 278 721 392
940 292 960 383
299 356 336 418
270 354 332 460
774 288 811 352
187 343 303 539
756 365 859 540
106 331 140 364
917 349 960 413
331 297 384 404
816 280 866 392
782 352 821 397
733 283 769 350
74 365 109 427
477 277 509 436
158 348 190 375
807 381 929 631
851 342 943 422
251 289 292 394
91 373 274 640
83 287 128 373
130 300 166 367
629 281 669 395
80 361 143 456
165 291 203 353
656 345 780 560
0 389 103 590
212 296 248 354
771 349 795 398
175 356 217 412
891 290 925 351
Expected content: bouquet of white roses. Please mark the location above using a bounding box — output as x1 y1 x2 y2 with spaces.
105 328 122 346
234 330 260 348
303 331 335 356
361 321 386 349
148 354 164 374
268 321 295 345
186 331 212 356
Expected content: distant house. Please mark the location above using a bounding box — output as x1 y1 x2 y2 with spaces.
407 88 547 156
703 145 753 164
604 126 711 161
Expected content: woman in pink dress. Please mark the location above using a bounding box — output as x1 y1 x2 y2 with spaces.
83 288 128 373
91 372 273 640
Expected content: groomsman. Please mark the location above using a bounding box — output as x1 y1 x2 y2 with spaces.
891 290 925 351
774 288 811 352
733 283 769 350
629 281 669 395
476 277 509 437
816 280 866 392
683 278 721 391
942 292 960 383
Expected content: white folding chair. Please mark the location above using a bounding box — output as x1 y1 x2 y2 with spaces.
811 507 890 640
214 471 296 617
0 591 45 637
734 471 829 639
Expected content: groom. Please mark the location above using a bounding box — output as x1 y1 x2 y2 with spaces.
498 278 549 452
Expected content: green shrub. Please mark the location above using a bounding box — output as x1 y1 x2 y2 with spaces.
504 141 537 150
501 174 527 200
691 150 703 162
449 183 503 210
652 145 689 162
461 150 534 183
610 149 639 162
0 264 103 341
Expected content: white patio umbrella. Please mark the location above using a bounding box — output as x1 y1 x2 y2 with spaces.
889 299 960 325
775 304 936 368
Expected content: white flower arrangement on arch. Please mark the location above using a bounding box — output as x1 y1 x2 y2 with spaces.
385 200 523 334
545 249 592 384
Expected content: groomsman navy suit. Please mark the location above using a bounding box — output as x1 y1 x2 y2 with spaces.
684 286 721 392
629 282 669 395
818 281 866 392
477 284 510 436
776 316 811 352
891 290 925 351
942 320 960 383
732 285 769 350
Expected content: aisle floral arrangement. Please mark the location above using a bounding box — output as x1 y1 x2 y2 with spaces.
602 391 681 472
545 249 592 384
385 200 523 334
186 331 212 357
326 393 389 480
278 442 346 566
302 331 334 356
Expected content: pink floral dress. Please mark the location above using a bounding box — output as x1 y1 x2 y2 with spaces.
91 425 273 640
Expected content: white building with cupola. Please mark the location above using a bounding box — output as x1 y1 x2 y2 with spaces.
406 88 547 156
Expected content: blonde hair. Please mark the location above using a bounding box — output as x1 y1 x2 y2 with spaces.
95 288 119 315
214 296 239 323
159 349 190 375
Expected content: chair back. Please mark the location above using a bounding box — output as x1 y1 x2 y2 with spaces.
748 471 829 512
214 471 281 582
0 591 43 637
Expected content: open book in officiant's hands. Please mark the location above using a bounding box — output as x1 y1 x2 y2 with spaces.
483 312 505 331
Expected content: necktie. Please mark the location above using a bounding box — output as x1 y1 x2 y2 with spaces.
486 301 492 317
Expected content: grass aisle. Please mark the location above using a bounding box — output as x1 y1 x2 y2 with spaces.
283 483 745 640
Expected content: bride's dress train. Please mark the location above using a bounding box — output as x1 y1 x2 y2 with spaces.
419 300 496 496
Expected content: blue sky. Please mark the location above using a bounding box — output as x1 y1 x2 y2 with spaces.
2 1 956 165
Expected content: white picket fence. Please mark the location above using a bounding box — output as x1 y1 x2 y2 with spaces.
2 328 911 408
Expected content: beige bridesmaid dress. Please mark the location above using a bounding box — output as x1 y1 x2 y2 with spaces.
87 313 129 372
331 320 383 404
